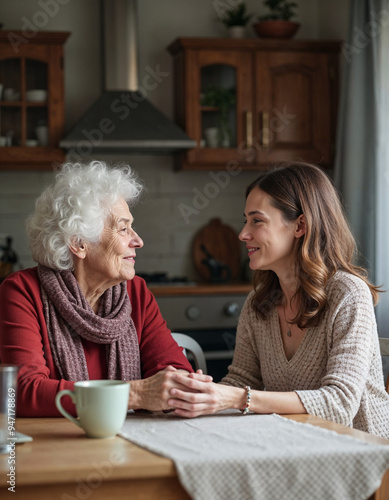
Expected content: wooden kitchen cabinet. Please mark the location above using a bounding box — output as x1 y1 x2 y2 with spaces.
167 38 341 171
0 30 69 170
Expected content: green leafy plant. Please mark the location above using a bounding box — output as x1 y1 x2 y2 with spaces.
201 85 236 146
201 85 235 111
219 2 252 27
258 0 297 21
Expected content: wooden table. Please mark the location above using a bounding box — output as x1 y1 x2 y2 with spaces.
1 414 388 500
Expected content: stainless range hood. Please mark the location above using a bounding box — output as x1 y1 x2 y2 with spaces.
60 0 196 155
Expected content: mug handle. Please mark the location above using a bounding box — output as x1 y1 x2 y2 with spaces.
55 390 81 428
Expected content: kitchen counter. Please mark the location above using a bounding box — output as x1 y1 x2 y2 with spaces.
149 282 253 296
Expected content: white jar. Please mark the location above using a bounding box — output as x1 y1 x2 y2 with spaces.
35 126 49 146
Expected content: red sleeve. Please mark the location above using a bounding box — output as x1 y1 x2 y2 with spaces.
0 270 192 418
0 269 75 417
127 277 193 377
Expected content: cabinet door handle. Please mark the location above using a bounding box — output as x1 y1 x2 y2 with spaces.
245 111 253 148
261 112 270 149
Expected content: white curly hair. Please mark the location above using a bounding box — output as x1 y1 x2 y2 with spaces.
26 160 143 270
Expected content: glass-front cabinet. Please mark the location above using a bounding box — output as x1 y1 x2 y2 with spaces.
170 45 254 170
0 31 69 170
168 38 340 171
201 64 237 149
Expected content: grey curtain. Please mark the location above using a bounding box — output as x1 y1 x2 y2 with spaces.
335 0 389 337
376 3 389 337
334 0 380 275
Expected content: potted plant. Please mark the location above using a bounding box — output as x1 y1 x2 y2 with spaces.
201 85 236 147
219 2 252 38
253 0 299 39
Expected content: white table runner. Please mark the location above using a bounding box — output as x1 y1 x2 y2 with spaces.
119 411 389 500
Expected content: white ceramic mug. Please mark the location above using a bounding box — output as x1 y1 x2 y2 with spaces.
55 380 130 438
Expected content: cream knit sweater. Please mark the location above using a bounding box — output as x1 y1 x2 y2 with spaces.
222 271 389 438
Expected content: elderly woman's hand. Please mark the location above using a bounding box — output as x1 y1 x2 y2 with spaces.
166 372 245 418
130 366 213 412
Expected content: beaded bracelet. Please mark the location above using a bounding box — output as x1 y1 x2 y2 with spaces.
241 385 251 414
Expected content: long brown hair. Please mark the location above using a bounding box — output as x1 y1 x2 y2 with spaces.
246 162 381 328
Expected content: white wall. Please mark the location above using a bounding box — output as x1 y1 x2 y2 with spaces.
318 0 350 39
0 0 350 279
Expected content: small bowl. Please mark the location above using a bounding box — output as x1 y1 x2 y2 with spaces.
3 89 20 102
26 89 48 102
25 139 39 147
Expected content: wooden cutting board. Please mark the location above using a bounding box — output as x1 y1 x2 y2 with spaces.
192 218 241 282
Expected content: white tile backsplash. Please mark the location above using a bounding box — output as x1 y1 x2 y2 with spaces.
0 195 37 215
0 172 52 195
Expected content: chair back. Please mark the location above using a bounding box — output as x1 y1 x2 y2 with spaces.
171 333 207 374
379 337 389 393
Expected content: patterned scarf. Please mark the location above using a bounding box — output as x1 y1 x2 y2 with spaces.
38 264 141 381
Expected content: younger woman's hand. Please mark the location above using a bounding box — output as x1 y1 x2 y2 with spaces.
132 367 212 412
167 372 242 418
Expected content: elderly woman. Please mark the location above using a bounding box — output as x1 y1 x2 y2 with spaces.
167 162 389 438
0 161 204 417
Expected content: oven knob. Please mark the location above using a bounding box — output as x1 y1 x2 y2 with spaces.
186 305 200 321
223 302 240 317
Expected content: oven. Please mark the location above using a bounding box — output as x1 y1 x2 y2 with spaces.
149 282 251 382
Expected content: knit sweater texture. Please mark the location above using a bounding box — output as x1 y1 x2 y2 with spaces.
222 271 389 438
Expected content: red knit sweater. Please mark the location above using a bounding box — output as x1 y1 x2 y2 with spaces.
0 268 192 417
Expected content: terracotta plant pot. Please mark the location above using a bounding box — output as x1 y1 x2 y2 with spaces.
253 21 300 39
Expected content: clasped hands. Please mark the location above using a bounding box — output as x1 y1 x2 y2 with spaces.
136 366 239 417
144 366 236 418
